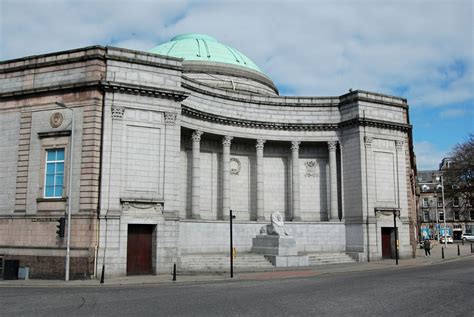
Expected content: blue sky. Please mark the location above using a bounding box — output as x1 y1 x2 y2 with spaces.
1 0 472 170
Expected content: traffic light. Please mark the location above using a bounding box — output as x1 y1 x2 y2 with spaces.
56 217 65 238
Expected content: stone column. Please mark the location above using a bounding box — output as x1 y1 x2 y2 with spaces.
256 139 266 221
222 135 233 220
291 141 301 221
328 141 339 221
191 130 203 219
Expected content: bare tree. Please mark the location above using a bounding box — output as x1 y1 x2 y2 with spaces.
443 134 474 220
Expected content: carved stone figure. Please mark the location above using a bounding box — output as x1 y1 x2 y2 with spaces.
260 212 289 236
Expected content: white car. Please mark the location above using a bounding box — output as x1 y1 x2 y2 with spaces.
461 233 474 242
440 235 453 244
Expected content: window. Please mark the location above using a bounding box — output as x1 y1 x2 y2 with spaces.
421 185 429 192
454 210 460 221
422 198 429 208
44 148 65 198
423 211 430 222
470 210 474 220
439 212 444 221
437 198 443 208
453 197 459 207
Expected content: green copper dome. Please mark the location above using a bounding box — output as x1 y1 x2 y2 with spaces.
149 33 262 73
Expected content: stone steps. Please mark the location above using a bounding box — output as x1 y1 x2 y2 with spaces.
307 252 356 266
179 253 274 272
178 252 356 272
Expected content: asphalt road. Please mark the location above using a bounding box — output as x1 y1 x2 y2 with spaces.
1 258 473 317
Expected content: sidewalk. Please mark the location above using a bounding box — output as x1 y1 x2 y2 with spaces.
1 242 472 288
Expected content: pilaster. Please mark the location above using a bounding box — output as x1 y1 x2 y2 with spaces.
191 130 203 219
291 141 301 221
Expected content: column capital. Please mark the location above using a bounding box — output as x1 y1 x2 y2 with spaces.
191 130 203 142
395 140 404 150
222 135 233 146
256 139 266 149
364 136 373 148
111 106 125 120
291 140 301 151
328 141 338 151
164 112 177 125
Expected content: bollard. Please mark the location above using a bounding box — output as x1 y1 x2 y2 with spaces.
172 263 176 281
462 239 464 246
471 243 473 254
441 247 445 259
457 244 460 256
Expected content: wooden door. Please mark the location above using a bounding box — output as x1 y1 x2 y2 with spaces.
381 227 392 259
127 224 154 275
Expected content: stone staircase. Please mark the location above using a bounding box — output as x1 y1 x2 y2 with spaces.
307 252 357 266
178 252 357 273
179 252 274 273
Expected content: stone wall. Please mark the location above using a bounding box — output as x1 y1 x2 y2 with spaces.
178 220 346 254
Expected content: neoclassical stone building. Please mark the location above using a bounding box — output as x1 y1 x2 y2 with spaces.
0 34 417 278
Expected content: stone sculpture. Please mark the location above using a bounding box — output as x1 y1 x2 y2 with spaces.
260 212 289 236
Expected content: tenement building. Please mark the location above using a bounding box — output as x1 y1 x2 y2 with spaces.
417 160 474 241
0 34 417 278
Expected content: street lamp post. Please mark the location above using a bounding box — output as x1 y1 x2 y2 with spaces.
440 175 448 249
56 102 74 281
393 209 400 265
434 193 439 241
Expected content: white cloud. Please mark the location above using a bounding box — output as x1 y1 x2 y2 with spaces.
1 0 472 107
414 141 448 170
439 108 468 119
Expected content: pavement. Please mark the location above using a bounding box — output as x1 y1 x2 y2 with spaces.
1 241 473 288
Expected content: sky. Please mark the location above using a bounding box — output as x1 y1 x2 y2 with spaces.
1 0 472 170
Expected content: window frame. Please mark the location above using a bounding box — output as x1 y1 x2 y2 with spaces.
439 212 444 221
43 148 65 198
422 197 429 208
37 134 70 202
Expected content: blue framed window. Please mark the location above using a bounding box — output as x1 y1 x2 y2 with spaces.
44 148 65 198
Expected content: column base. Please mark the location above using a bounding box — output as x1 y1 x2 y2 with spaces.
190 214 201 220
292 216 302 221
257 216 266 222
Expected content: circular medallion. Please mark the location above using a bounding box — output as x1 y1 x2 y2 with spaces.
50 112 63 128
230 158 241 175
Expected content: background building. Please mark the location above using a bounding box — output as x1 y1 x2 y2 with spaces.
417 159 474 241
1 34 417 279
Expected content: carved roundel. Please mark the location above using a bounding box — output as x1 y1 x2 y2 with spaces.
230 158 241 175
50 112 63 128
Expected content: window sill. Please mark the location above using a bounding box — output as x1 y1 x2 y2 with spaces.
36 197 68 203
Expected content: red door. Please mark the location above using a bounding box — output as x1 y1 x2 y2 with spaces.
381 228 392 259
127 224 154 275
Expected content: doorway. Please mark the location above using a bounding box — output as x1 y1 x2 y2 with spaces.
381 227 394 259
127 224 155 275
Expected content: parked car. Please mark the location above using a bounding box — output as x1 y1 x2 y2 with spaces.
461 233 474 242
440 235 454 244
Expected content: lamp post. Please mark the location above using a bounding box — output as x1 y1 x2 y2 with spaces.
434 193 439 241
440 175 448 249
393 209 400 265
55 102 74 281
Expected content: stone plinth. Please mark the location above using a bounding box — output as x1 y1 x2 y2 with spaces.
251 235 309 267
251 235 297 256
267 255 309 267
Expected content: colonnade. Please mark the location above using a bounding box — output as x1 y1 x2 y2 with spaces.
190 130 342 221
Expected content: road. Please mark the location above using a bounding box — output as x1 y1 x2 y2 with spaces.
1 257 473 316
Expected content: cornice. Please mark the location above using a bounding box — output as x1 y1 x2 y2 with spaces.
181 105 412 132
340 92 408 109
0 80 102 100
182 77 340 107
100 81 189 101
0 47 106 74
340 117 412 132
182 105 337 131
